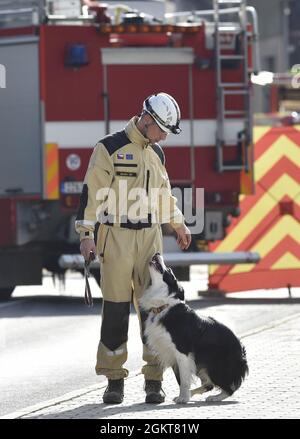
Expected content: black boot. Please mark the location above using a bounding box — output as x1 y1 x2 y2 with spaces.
144 380 165 404
103 378 124 404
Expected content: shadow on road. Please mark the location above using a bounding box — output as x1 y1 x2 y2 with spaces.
0 296 103 318
22 399 239 419
1 294 300 318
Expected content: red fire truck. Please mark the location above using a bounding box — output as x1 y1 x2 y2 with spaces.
0 0 260 299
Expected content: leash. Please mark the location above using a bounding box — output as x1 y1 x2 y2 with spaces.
84 251 95 307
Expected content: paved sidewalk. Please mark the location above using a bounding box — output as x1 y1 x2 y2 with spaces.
3 312 300 420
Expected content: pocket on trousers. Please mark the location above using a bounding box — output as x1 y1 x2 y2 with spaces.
98 225 110 262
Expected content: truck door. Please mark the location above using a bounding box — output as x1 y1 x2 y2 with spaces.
100 47 194 142
0 36 42 196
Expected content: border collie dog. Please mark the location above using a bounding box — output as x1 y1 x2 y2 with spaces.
139 253 249 404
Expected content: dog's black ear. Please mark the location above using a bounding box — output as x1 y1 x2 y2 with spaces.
176 285 185 301
162 267 176 287
167 267 176 280
163 267 185 300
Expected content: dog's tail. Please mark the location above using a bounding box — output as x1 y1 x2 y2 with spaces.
228 344 249 394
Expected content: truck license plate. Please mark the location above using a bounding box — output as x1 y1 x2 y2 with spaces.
61 181 83 194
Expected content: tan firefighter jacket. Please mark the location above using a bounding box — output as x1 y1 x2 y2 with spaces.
75 116 185 241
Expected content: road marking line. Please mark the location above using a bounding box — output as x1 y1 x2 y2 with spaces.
240 311 300 338
0 300 26 310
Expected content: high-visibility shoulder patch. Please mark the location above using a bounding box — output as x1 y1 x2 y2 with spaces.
100 130 130 156
151 143 165 166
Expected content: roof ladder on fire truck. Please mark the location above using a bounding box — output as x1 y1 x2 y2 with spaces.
214 0 251 172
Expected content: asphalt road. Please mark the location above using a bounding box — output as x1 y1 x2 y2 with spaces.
1 272 300 417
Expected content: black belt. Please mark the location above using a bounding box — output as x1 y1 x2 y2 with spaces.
104 214 153 230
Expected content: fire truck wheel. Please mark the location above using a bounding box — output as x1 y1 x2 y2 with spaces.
0 287 15 300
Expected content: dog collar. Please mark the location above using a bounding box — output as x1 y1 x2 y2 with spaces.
150 304 169 315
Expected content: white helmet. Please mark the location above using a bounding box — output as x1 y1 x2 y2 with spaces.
143 93 181 134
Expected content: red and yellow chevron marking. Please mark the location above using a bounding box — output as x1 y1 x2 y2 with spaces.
209 125 300 293
240 126 275 195
45 143 59 199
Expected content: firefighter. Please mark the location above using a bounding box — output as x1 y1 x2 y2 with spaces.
75 92 191 404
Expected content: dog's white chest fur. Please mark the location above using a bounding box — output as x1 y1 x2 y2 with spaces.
144 312 197 403
144 315 177 368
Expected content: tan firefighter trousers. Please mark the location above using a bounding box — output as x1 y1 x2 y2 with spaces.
95 222 164 381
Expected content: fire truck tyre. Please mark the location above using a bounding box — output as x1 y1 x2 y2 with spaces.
0 287 15 300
